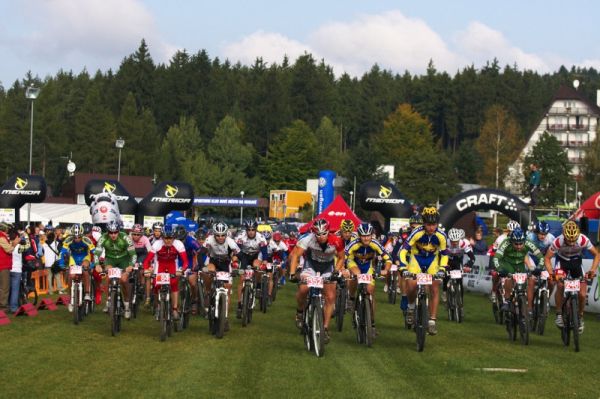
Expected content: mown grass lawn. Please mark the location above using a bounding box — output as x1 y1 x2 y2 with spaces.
1 283 598 399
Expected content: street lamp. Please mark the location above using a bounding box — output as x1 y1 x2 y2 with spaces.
115 138 125 181
349 190 354 212
25 84 40 226
240 191 245 226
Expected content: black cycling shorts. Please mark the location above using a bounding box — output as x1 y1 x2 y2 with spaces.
557 257 583 279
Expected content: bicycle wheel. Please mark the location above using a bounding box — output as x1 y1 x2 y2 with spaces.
216 292 227 339
561 299 571 347
110 289 119 337
455 283 464 323
159 294 168 342
536 291 548 335
73 283 80 325
364 295 373 348
271 269 279 302
260 275 269 313
355 296 365 344
241 284 250 327
197 280 206 318
571 297 580 352
517 295 529 345
388 275 396 304
415 295 427 352
335 284 346 332
447 284 455 321
311 299 325 357
303 307 312 352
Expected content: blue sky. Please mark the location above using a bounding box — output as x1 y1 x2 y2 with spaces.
1 0 599 86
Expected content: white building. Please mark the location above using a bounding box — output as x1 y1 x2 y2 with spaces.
506 85 600 192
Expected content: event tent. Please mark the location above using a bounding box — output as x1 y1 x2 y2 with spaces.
574 192 600 220
299 195 361 233
19 203 92 225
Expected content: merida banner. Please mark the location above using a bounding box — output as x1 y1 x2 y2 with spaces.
137 181 194 223
358 181 413 218
0 174 47 223
317 170 336 214
84 179 138 215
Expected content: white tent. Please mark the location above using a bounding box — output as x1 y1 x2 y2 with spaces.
19 203 91 225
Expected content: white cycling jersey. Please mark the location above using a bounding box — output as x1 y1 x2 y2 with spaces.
446 238 473 257
268 240 288 256
550 234 593 261
235 231 267 256
204 235 240 258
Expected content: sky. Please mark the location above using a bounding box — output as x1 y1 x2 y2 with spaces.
1 0 600 87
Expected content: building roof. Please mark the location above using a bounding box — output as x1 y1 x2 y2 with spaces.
551 85 600 115
73 173 154 197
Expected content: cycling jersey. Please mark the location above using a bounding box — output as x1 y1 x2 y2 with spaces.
493 239 543 274
235 231 268 258
143 239 188 292
297 233 344 276
399 226 448 274
550 234 593 262
446 238 475 269
61 236 95 266
204 234 240 272
268 240 288 262
526 231 555 255
182 234 200 268
131 234 152 263
285 238 298 254
346 238 391 274
94 232 136 268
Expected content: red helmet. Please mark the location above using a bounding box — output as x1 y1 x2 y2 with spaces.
273 231 282 241
311 219 330 235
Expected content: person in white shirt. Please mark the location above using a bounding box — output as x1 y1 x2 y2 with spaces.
42 231 64 295
10 240 23 312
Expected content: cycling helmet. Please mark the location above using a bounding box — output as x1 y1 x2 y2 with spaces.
357 222 374 236
289 231 297 238
163 225 175 238
106 220 120 233
131 224 143 234
509 228 526 244
421 207 440 224
263 232 272 240
506 220 521 232
92 225 102 233
213 222 228 236
71 224 83 237
409 214 422 226
152 221 164 231
339 219 355 233
562 221 580 241
311 219 330 235
244 219 257 230
81 222 93 235
273 231 282 241
44 224 54 232
447 228 465 242
175 225 187 240
534 221 550 234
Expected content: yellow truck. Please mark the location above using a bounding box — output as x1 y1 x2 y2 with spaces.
269 190 313 219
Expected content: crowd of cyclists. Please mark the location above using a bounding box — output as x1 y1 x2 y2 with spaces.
2 204 599 351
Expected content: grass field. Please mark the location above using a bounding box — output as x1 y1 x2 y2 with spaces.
1 282 599 399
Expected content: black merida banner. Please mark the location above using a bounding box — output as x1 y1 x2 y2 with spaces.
439 188 531 229
358 181 413 218
137 181 194 224
0 174 47 223
84 179 138 215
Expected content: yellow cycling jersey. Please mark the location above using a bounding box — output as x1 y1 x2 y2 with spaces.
346 238 391 273
399 226 448 267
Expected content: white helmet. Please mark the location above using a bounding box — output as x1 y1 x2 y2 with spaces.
213 222 228 235
447 228 465 241
506 220 521 232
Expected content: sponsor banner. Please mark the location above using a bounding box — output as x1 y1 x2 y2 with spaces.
121 214 135 230
317 170 336 214
0 175 47 223
389 218 409 233
143 215 164 229
0 208 16 223
357 182 413 231
137 181 194 224
84 180 138 215
193 197 259 207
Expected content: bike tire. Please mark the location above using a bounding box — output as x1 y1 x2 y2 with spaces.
571 297 580 352
271 269 279 302
561 299 571 347
242 284 250 327
415 295 427 352
364 295 373 348
216 292 227 339
311 299 325 357
518 295 529 345
335 285 346 332
197 280 206 318
110 289 119 337
447 284 455 321
455 283 464 323
260 275 269 313
355 297 365 344
73 283 80 325
536 291 548 335
159 294 167 342
303 307 312 352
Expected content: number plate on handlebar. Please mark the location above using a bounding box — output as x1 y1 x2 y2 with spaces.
216 272 231 282
244 269 254 280
513 273 528 284
357 274 372 284
70 265 83 275
390 264 398 272
564 279 580 293
306 276 323 288
416 273 432 286
449 270 462 279
156 273 171 285
266 263 273 271
107 268 122 279
540 270 549 280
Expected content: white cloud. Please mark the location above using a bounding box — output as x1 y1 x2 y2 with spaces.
221 31 313 67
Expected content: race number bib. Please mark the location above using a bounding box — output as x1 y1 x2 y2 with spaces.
156 273 171 285
513 273 528 284
70 265 83 275
266 263 273 271
416 273 432 286
357 274 373 284
107 268 122 279
540 270 550 280
390 264 398 272
564 279 580 293
216 271 231 282
244 269 254 280
450 270 462 279
306 276 324 289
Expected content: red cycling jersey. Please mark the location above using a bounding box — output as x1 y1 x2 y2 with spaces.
143 239 188 292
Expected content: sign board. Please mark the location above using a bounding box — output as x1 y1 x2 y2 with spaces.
121 214 135 229
389 218 409 233
193 197 259 207
0 208 16 223
143 215 164 229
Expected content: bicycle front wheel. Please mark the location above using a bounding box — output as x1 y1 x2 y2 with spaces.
335 285 346 332
216 292 227 339
73 282 80 325
571 297 580 352
110 289 119 337
517 295 529 345
415 295 427 352
159 294 168 342
536 291 548 335
311 299 325 357
364 295 373 348
241 284 251 327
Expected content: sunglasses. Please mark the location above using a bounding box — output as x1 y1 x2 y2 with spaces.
109 231 119 235
246 229 256 232
131 233 142 237
315 232 328 237
215 234 226 238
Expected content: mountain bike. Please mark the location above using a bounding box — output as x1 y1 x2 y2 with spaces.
405 271 444 352
156 272 174 342
18 272 38 307
107 267 124 337
501 272 530 345
334 274 347 332
387 264 399 304
531 270 550 335
353 273 374 347
257 269 269 313
208 271 230 339
128 264 143 319
560 273 586 352
176 273 192 331
446 269 464 323
70 265 85 325
271 260 281 302
239 267 256 327
301 273 329 357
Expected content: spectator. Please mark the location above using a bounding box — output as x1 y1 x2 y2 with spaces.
0 222 16 309
9 231 24 313
42 230 64 295
470 229 488 255
528 163 541 208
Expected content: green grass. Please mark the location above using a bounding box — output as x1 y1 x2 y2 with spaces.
1 284 599 399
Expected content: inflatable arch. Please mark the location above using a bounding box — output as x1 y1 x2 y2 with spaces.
439 188 531 230
0 174 47 224
137 181 194 226
358 182 413 230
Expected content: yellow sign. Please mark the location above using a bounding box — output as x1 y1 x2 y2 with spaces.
15 177 28 190
165 184 178 198
103 182 116 193
378 185 392 199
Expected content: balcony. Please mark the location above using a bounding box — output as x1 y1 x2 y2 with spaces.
547 124 567 132
568 140 590 147
569 124 589 132
568 157 585 164
548 106 591 115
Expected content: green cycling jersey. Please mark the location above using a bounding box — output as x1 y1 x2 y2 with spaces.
94 232 136 265
493 238 543 274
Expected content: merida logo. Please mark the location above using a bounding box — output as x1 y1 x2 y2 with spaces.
165 184 179 198
151 197 191 203
1 177 41 195
15 177 28 190
379 186 392 199
103 182 116 193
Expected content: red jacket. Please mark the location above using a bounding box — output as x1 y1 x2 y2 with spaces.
0 231 13 270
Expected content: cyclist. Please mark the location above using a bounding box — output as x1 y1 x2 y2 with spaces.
93 221 136 319
150 222 163 245
391 223 414 312
289 219 345 344
234 219 268 318
527 221 555 255
493 228 544 316
489 220 521 301
399 207 448 335
442 228 475 303
268 231 288 295
282 231 298 285
544 221 599 333
143 225 188 320
130 224 153 307
345 222 392 337
202 222 240 331
338 219 357 247
62 224 95 311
